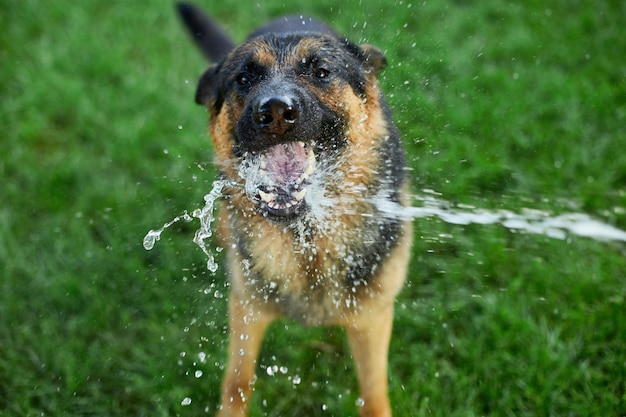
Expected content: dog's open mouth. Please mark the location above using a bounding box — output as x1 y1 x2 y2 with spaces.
240 141 316 218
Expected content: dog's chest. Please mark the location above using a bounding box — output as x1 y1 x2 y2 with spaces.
237 216 382 324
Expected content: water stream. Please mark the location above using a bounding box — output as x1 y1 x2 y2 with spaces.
143 179 236 272
144 180 625 273
376 190 626 243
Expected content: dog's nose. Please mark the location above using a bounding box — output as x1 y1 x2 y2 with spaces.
254 96 298 135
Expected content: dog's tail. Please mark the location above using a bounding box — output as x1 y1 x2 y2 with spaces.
176 2 235 62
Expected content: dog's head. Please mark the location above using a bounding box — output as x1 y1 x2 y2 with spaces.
195 31 388 221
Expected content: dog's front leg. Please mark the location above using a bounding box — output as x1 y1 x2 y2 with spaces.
346 304 395 417
217 295 273 417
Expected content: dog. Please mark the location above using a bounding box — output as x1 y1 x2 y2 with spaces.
176 3 413 416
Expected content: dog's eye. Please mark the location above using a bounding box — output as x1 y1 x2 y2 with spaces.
313 68 330 79
236 73 252 86
236 73 250 85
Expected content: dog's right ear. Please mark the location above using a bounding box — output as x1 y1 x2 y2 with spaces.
195 63 223 110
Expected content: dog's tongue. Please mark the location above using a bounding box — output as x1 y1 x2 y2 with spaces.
264 142 308 186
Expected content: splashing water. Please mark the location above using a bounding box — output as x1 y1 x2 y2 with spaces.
190 180 233 272
373 190 626 243
142 211 193 250
143 179 237 273
145 177 625 274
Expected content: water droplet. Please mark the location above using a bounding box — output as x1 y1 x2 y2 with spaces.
181 397 192 406
194 370 203 378
355 397 365 407
266 365 278 376
207 257 219 273
142 230 160 250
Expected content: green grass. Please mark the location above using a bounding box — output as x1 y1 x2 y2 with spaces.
1 0 625 416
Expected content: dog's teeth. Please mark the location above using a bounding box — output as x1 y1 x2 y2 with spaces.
259 154 267 170
297 171 310 184
270 201 285 210
292 189 306 201
259 190 276 203
298 141 306 148
306 149 316 176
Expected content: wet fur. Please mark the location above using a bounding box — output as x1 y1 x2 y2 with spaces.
177 3 412 416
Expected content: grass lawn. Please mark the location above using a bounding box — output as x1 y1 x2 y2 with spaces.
1 0 625 416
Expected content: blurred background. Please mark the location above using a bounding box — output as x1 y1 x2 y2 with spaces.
1 0 625 416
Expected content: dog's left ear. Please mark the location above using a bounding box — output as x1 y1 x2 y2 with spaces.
195 63 222 109
357 44 387 75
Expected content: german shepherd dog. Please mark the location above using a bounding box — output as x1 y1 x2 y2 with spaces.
177 3 412 416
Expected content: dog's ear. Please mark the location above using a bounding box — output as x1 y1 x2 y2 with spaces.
176 2 235 62
195 63 223 111
357 44 387 75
